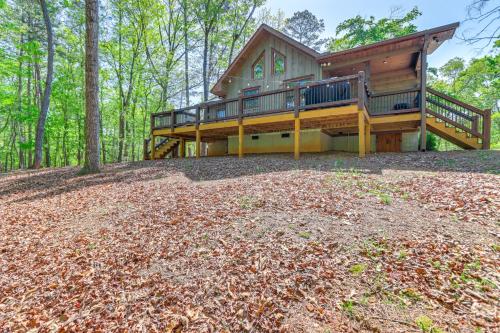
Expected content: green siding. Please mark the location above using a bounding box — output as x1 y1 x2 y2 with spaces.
224 34 322 99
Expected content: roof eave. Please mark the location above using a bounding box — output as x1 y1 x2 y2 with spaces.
316 22 460 62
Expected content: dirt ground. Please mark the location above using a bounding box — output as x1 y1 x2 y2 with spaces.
0 150 499 332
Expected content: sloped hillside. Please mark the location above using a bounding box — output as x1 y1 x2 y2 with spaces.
1 151 499 332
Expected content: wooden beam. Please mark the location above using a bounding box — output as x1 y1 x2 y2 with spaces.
151 136 156 160
196 129 201 158
371 112 421 124
179 138 185 158
358 111 366 157
299 105 358 120
238 124 244 158
365 121 371 153
294 118 300 160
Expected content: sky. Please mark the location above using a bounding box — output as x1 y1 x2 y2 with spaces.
266 0 496 69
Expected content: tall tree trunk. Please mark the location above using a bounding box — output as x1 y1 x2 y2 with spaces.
17 29 24 169
33 0 54 169
82 0 100 173
117 7 125 162
183 0 190 106
202 29 209 102
99 84 106 163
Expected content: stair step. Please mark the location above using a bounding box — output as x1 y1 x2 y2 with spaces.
426 116 481 150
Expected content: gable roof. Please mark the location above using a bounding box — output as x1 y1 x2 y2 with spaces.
211 24 320 97
211 22 459 97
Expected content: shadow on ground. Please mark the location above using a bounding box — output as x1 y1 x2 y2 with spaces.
1 150 498 204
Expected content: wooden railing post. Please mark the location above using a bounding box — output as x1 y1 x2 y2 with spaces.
195 106 201 126
483 109 491 149
238 96 243 121
293 86 300 117
170 110 175 132
357 71 365 111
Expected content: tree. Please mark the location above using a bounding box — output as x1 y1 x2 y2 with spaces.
82 0 100 173
33 0 54 169
328 7 421 51
461 0 499 48
428 49 499 149
257 7 286 31
193 0 228 101
284 10 326 51
226 0 263 64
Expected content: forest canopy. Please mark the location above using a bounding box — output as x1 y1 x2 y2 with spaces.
0 1 498 172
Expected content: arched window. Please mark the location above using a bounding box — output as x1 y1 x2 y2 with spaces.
252 51 265 80
272 49 286 76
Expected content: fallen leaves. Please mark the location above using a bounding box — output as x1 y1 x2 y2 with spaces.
0 151 499 332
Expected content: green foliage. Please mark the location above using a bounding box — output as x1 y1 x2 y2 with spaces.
426 133 438 151
429 50 499 150
328 7 421 51
349 263 366 276
340 299 355 317
415 315 444 333
0 0 264 172
298 231 311 239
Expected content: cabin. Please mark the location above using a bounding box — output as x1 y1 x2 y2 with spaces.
145 22 491 160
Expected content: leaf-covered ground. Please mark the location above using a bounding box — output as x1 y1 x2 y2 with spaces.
1 151 499 332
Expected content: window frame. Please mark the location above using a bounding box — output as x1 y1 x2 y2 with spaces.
241 86 261 114
251 51 265 80
271 48 286 76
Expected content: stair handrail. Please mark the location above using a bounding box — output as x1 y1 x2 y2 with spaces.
426 87 491 149
427 87 487 115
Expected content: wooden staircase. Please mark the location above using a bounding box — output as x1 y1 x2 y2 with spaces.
143 137 180 160
425 88 491 150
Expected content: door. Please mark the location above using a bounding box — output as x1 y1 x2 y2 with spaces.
376 133 402 152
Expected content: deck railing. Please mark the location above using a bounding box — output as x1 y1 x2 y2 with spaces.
151 74 363 130
368 89 420 116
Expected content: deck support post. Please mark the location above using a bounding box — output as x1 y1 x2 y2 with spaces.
357 71 366 157
420 35 429 151
195 130 201 158
294 118 300 160
358 111 366 157
179 138 185 158
238 123 244 158
151 135 156 160
365 122 371 154
482 109 491 149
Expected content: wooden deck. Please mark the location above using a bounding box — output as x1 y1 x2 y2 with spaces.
146 73 490 160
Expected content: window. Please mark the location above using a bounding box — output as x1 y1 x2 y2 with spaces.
252 51 265 80
281 133 290 138
251 135 259 140
272 49 286 76
242 87 260 113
